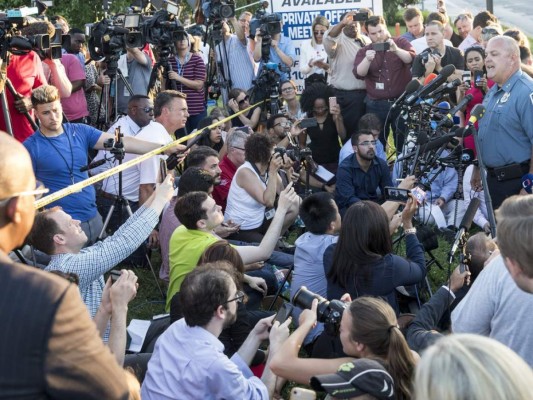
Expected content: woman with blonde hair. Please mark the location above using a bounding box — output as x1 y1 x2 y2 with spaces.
414 333 533 400
270 296 416 400
299 15 330 85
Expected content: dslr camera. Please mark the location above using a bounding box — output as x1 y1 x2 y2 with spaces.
292 287 346 336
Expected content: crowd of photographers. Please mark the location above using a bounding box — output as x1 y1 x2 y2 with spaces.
2 0 533 398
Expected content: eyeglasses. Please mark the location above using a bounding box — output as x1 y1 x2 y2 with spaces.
358 140 378 147
138 106 154 113
0 181 49 204
313 106 328 112
238 96 249 105
232 146 245 151
282 86 295 93
314 31 325 36
224 290 246 304
274 121 291 128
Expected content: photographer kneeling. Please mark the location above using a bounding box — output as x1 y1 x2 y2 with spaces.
270 295 416 400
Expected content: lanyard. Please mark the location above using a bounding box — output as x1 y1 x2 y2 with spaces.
40 124 75 185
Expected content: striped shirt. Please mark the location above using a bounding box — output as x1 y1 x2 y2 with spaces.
169 53 206 116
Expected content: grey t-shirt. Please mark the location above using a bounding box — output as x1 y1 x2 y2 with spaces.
452 255 533 367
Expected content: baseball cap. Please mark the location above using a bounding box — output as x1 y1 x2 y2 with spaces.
310 359 394 399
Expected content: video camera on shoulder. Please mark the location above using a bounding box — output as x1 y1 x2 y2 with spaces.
249 11 281 39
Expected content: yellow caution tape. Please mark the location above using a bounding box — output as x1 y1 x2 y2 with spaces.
34 100 263 209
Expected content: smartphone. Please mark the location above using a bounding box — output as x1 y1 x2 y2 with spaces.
373 42 390 52
473 70 484 87
274 302 294 325
459 263 470 274
462 71 471 87
159 158 167 184
328 96 337 109
110 269 121 282
354 11 369 21
290 388 316 400
299 117 318 129
411 186 427 205
384 187 410 202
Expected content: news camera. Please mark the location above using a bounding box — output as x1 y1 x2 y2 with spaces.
0 8 51 59
250 61 290 115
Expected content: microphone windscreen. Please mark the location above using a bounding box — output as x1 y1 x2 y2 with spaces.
424 73 438 85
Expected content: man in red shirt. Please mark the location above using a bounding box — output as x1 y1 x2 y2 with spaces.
0 51 47 142
213 129 248 211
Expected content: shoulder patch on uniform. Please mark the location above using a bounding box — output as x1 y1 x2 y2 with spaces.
530 93 533 106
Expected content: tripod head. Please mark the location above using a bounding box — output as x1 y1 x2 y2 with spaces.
104 127 126 161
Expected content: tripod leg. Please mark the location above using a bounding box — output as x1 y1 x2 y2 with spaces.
99 203 116 240
122 204 166 300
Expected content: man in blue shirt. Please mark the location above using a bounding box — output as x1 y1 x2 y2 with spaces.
252 17 295 81
141 263 290 399
473 36 533 209
335 130 393 215
24 85 185 244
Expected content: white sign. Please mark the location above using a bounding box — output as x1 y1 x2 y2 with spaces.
270 0 383 92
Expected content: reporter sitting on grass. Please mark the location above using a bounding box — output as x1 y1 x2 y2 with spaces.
324 196 426 314
270 296 416 400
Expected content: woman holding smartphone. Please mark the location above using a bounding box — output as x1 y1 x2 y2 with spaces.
299 16 330 86
299 82 345 174
456 46 495 156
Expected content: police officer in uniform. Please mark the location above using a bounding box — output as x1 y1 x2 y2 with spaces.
472 36 533 209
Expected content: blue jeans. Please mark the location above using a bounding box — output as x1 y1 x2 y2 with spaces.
335 89 366 141
365 97 407 152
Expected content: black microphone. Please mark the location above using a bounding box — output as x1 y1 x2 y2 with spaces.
437 94 474 127
405 65 456 106
80 158 107 172
108 26 131 34
467 104 486 126
167 128 210 170
392 80 421 109
427 78 462 98
449 197 481 262
420 132 457 153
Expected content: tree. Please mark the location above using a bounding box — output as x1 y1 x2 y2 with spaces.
383 0 420 25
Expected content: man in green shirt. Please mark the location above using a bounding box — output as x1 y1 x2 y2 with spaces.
167 184 299 311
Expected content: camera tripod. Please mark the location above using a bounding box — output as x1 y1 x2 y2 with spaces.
97 129 165 299
96 54 135 130
0 76 39 137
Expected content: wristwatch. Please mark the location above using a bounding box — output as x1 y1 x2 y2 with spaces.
404 227 417 235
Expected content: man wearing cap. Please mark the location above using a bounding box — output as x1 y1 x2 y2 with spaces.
310 359 395 399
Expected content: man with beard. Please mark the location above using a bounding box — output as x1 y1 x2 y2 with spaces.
142 262 291 399
335 130 393 215
323 11 371 133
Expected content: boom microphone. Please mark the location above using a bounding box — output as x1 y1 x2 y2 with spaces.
391 80 421 109
427 78 462 98
418 65 456 98
437 94 474 127
467 104 486 126
449 197 481 262
405 65 456 106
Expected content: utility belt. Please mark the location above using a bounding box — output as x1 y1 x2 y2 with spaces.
486 161 530 182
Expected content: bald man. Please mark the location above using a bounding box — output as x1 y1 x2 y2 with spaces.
0 133 128 399
472 36 533 208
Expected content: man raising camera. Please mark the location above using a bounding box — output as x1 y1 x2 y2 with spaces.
252 15 295 81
